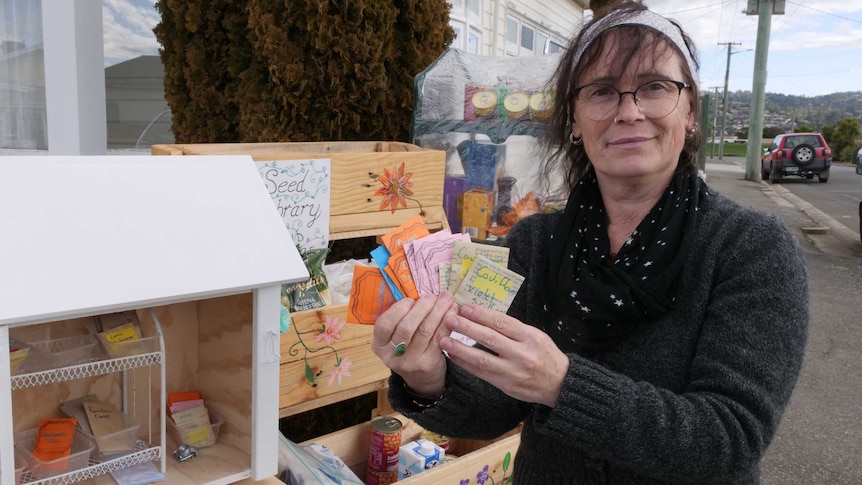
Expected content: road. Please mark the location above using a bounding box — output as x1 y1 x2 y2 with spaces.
770 163 861 240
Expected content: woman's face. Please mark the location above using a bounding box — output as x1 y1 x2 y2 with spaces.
571 37 694 183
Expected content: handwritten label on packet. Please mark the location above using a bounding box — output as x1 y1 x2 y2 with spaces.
102 323 141 343
33 418 77 465
447 241 511 293
453 255 524 312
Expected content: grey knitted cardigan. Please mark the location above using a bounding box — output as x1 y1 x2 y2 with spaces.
388 187 809 484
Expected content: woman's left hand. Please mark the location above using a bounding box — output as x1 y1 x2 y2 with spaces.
441 304 570 408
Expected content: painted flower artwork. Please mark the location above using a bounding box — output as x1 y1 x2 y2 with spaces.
315 315 344 346
375 161 414 214
329 356 352 386
288 315 351 388
458 451 514 485
477 464 490 484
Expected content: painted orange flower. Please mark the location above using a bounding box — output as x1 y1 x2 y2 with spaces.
375 162 414 214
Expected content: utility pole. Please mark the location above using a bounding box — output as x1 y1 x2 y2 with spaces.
699 91 709 174
711 86 720 158
718 41 742 159
744 0 785 181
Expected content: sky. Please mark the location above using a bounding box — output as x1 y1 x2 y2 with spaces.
639 0 862 96
5 0 862 97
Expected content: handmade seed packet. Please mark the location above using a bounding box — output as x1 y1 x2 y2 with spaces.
33 418 77 465
447 241 510 293
453 254 524 312
85 401 133 453
346 263 398 324
387 246 420 299
381 214 429 254
408 230 470 296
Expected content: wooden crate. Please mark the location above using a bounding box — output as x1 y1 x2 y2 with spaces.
301 413 522 485
151 141 448 241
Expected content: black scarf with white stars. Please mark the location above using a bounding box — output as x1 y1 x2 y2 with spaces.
543 164 705 355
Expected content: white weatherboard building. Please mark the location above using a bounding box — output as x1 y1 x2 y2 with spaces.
449 0 588 57
0 0 587 155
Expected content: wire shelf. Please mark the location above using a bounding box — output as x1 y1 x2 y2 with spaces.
20 442 161 484
11 353 162 390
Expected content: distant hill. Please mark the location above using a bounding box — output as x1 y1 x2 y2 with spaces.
711 90 862 135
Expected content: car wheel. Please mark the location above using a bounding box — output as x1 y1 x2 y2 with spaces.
770 165 782 184
818 167 829 183
792 144 815 165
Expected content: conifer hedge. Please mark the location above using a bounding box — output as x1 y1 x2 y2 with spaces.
154 1 453 143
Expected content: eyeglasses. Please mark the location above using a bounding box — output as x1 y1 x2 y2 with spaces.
573 79 690 121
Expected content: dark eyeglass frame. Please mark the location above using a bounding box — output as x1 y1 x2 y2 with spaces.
572 79 691 120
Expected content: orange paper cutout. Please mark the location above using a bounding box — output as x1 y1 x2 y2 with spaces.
381 214 430 253
33 418 77 463
347 265 397 324
383 264 407 297
388 247 420 300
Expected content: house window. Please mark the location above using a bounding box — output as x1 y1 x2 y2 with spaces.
505 16 519 53
536 32 549 55
467 0 480 19
520 25 534 52
467 31 480 54
450 0 482 54
505 13 564 57
1 0 48 150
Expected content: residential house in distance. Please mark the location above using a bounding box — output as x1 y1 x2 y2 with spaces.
0 41 47 150
449 0 588 57
105 55 171 149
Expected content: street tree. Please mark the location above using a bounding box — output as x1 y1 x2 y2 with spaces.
824 118 861 161
154 0 453 143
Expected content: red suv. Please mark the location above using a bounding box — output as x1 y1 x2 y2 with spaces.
761 132 832 183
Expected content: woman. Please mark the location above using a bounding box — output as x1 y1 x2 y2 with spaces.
371 1 808 483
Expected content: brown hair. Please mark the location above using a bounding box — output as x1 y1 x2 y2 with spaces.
540 0 701 193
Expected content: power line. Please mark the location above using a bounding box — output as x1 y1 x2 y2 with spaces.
657 0 737 16
786 0 862 24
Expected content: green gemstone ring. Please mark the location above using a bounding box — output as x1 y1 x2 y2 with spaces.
390 341 407 357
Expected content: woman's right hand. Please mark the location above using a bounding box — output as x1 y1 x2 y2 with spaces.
371 291 457 396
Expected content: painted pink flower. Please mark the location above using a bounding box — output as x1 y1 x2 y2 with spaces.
328 356 352 386
315 316 344 346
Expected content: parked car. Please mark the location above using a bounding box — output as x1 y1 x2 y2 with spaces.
761 132 832 183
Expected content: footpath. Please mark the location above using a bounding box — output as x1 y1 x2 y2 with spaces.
703 156 861 259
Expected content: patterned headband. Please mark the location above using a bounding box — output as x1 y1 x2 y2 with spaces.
572 9 698 78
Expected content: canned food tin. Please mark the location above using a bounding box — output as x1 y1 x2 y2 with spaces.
472 90 498 117
366 468 399 485
504 91 529 119
367 416 402 473
529 91 552 119
420 430 450 454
